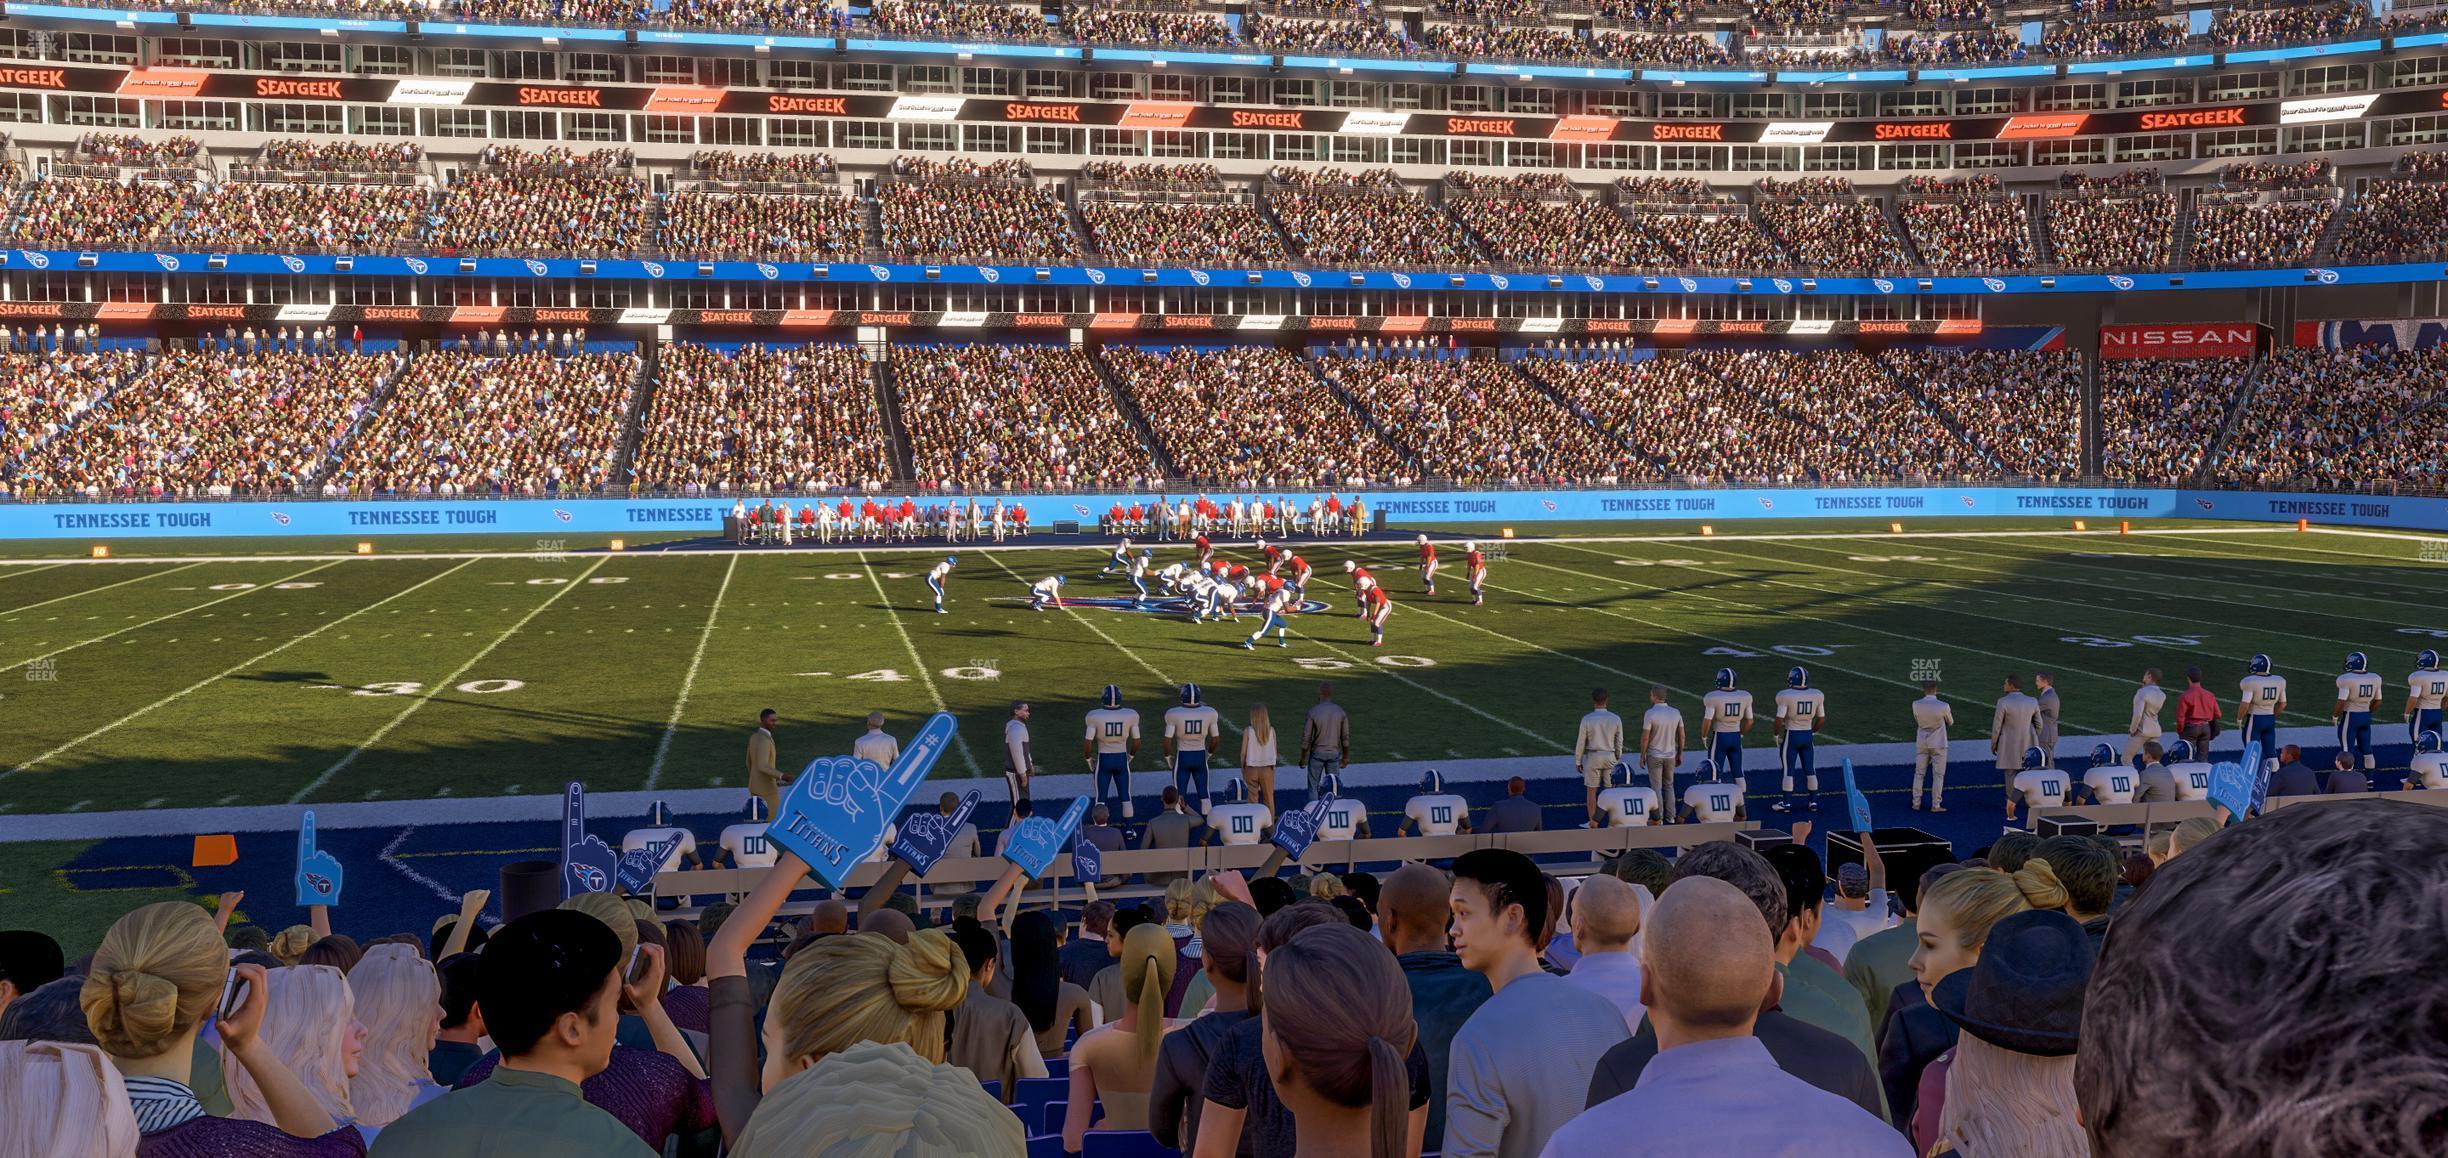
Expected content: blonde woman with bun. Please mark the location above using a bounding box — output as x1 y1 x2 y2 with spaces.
268 925 315 968
1900 862 2068 1154
79 901 360 1156
346 945 446 1130
706 849 977 1151
0 1039 140 1158
1063 923 1181 1152
221 966 368 1142
730 1040 1023 1158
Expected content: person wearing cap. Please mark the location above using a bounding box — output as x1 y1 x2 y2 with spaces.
1922 910 2094 1158
1822 857 1896 955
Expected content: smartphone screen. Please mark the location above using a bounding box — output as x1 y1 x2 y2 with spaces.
218 975 249 1023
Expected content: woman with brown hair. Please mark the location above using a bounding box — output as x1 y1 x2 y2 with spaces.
1261 922 1419 1158
1062 923 1180 1152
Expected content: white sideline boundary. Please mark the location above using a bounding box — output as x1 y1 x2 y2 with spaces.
0 525 2331 568
0 724 2360 843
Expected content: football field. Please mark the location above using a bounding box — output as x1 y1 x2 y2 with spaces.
1 519 2442 947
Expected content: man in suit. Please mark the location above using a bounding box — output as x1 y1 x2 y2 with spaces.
747 708 784 812
2134 741 2180 803
2325 750 2372 794
2032 671 2061 760
1077 802 1128 889
1057 900 1116 989
1991 674 2042 820
2265 744 2324 798
1142 786 1196 885
1483 776 1545 834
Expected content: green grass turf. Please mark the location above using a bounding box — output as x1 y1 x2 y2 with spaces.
0 523 2443 816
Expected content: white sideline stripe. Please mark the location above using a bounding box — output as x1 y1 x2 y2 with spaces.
0 561 338 674
0 562 201 615
0 724 2352 843
287 557 606 803
0 524 2307 568
858 550 984 777
2 559 481 779
645 553 736 791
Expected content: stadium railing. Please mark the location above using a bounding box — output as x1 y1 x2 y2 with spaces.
2261 789 2448 811
647 821 1750 920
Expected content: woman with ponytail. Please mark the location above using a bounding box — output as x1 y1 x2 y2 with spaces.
80 901 363 1157
1262 923 1418 1158
1062 923 1180 1152
1896 861 2068 1153
706 850 1020 1155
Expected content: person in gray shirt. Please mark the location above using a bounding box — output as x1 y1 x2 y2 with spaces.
1141 787 1195 885
1300 682 1351 798
1443 850 1629 1158
2033 672 2061 759
2134 742 2179 804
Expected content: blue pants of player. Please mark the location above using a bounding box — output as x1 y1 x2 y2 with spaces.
1130 574 1148 601
1096 753 1132 819
1710 732 1744 782
2246 715 2278 766
926 577 945 611
2339 711 2373 769
1175 750 1210 804
2415 707 2443 741
1779 730 1817 796
1247 610 1284 646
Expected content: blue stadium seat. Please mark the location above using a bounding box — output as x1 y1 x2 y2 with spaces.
1012 1075 1068 1119
981 1080 1000 1101
1046 1055 1070 1080
1041 1099 1106 1135
1027 1134 1069 1158
1082 1131 1179 1157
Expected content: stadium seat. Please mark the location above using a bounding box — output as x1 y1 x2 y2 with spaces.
1045 1055 1069 1079
1027 1134 1069 1158
1082 1131 1179 1157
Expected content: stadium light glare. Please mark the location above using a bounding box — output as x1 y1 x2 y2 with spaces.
91 545 109 558
356 542 375 555
2073 520 2087 531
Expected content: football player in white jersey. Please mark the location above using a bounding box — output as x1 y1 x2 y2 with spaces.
2078 742 2139 806
717 797 777 870
1028 574 1065 610
925 555 956 614
2165 739 2215 802
1314 774 1370 841
1181 572 1215 622
1208 577 1243 623
1245 584 1296 650
1702 668 1755 787
2236 654 2286 774
1772 666 1827 814
2406 649 2447 748
1103 536 1134 576
2409 732 2448 790
2010 747 2071 811
1127 549 1154 605
2334 651 2385 771
1683 756 1747 823
1084 684 1142 820
1596 761 1662 828
620 801 701 879
1206 779 1273 846
1402 770 1470 836
1165 683 1222 809
1157 560 1189 594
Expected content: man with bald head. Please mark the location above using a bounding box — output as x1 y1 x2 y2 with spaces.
861 907 915 945
1584 842 1885 1120
1543 879 1909 1157
1560 875 1646 1031
805 898 849 937
1381 862 1491 1148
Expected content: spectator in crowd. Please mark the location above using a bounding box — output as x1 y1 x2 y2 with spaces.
2030 836 2117 949
1898 181 2035 271
2265 743 2324 797
1066 6 1238 45
2 975 100 1047
2038 14 2187 58
1588 841 1885 1119
1558 875 1648 1031
207 964 374 1142
1760 845 1877 1064
0 1037 141 1158
1060 901 1116 990
1887 862 2060 1143
2079 802 2448 1154
2334 175 2448 263
944 920 1045 1100
1267 168 1477 267
2209 0 2372 46
1080 174 1292 266
1444 848 1630 1157
2214 347 2448 489
80 902 362 1156
2097 357 2251 483
1007 911 1095 1059
1150 901 1258 1151
1823 858 1895 952
1317 349 1639 485
1260 922 1420 1158
0 929 66 1019
657 923 708 1035
1062 923 1178 1149
876 157 1082 264
1105 346 1408 489
1374 863 1492 1149
1919 909 2093 1158
1482 777 1544 834
2190 190 2336 269
1546 877 1910 1157
427 954 487 1089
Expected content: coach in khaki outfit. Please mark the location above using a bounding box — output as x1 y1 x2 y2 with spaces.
748 708 785 811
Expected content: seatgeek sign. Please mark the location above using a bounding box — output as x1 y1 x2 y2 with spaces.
6 486 2442 540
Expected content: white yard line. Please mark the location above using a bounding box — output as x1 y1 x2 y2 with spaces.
645 553 738 791
3 559 480 780
0 561 204 617
1283 620 1569 754
0 563 63 583
288 557 606 803
1392 593 1759 740
857 550 984 777
0 561 337 674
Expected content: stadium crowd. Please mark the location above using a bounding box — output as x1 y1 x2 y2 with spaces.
1444 175 1663 270
1898 184 2036 272
2187 192 2336 270
876 160 1083 265
2329 177 2448 264
11 780 2431 1158
324 350 640 496
1265 168 1481 267
1711 349 1982 480
1752 179 1908 273
1101 344 1410 488
658 189 867 261
1315 348 1642 484
3 349 397 498
2046 178 2176 271
2096 357 2248 483
426 148 650 257
891 344 1163 492
871 0 1053 40
629 342 895 494
0 348 144 495
1079 195 1293 267
2209 345 2448 489
254 140 424 176
1878 348 2084 479
1062 5 1239 46
1245 13 1419 54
